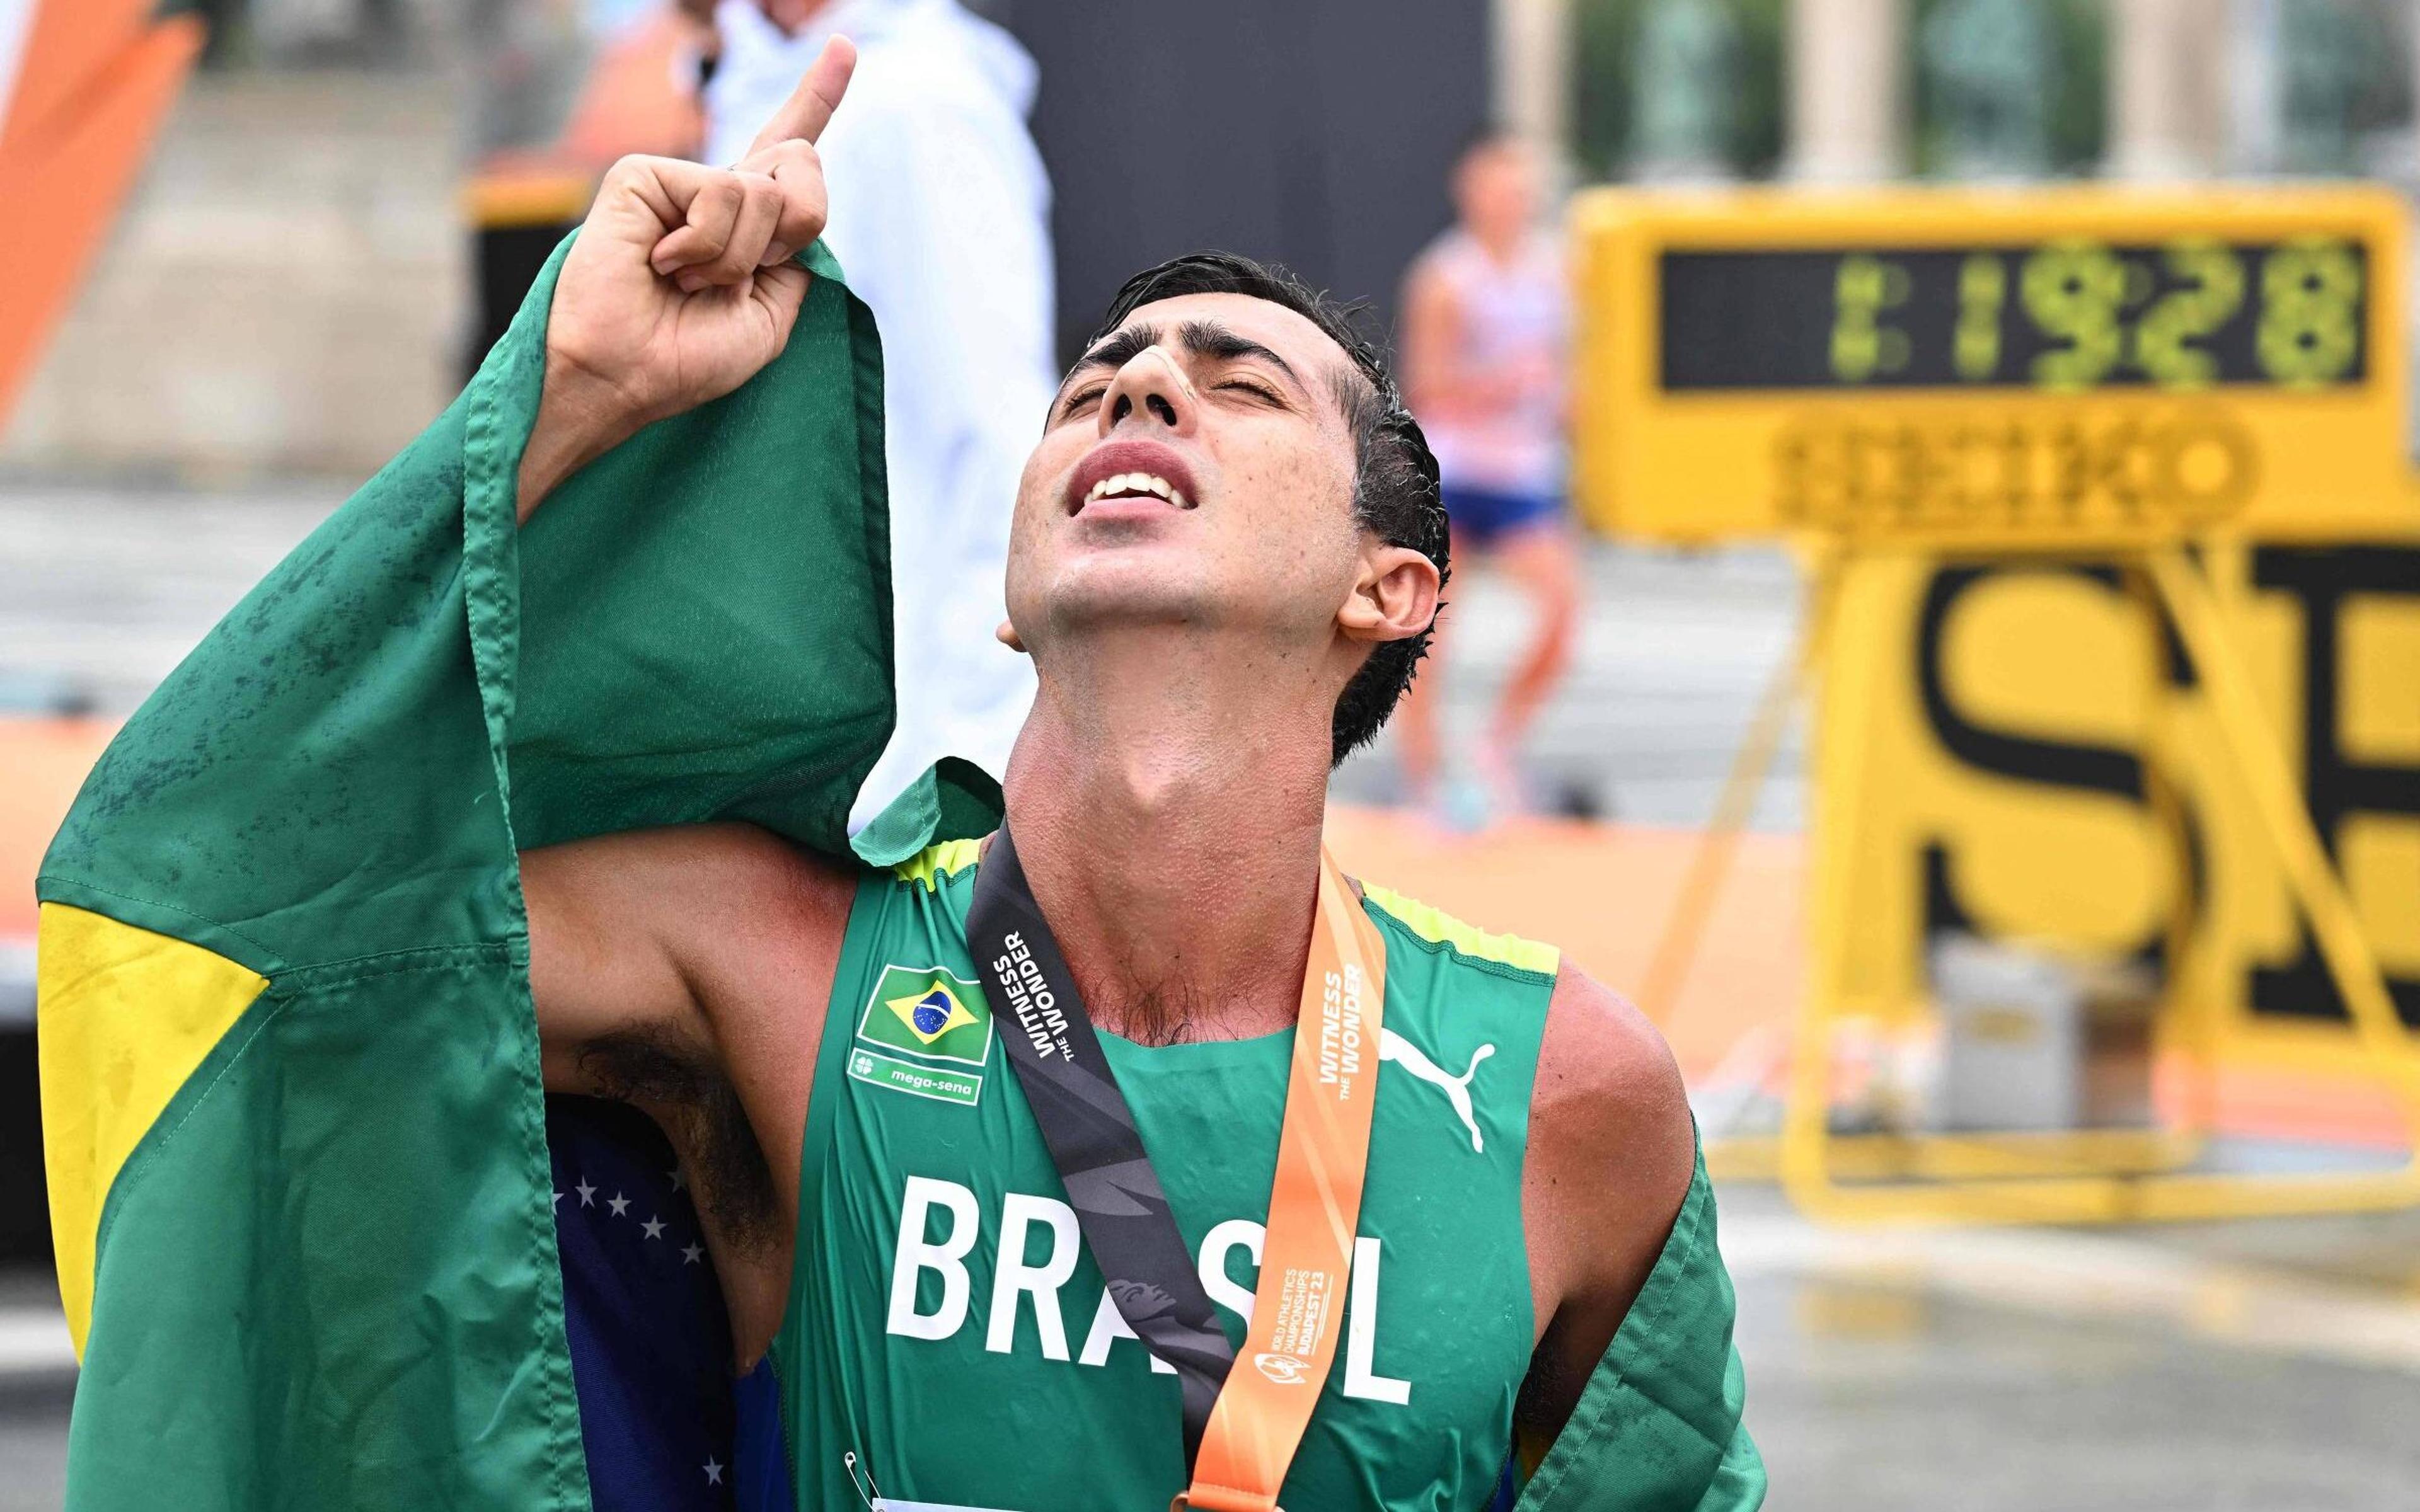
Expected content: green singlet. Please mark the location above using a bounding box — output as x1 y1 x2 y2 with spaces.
770 840 1703 1511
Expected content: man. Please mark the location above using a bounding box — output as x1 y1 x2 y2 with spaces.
1393 129 1582 825
438 45 1754 1507
504 40 1753 1511
700 0 1054 822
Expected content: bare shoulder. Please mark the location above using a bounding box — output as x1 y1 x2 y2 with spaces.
1536 969 1693 1155
1514 969 1700 1437
666 818 861 921
1528 966 1697 1279
520 821 861 1053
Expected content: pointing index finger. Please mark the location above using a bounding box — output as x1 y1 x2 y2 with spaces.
746 34 856 157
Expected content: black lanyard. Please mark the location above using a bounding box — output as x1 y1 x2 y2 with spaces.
964 824 1236 1468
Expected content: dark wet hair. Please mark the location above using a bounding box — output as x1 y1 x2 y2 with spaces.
1089 251 1449 765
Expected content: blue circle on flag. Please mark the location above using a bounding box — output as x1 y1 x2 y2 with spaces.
912 992 952 1036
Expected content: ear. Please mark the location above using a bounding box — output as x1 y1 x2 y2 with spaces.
1336 544 1441 647
996 617 1028 655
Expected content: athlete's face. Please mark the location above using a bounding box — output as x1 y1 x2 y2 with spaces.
1003 292 1437 685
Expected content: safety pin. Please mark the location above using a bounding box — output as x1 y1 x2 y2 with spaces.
844 1449 887 1510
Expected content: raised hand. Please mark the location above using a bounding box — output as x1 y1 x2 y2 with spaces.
518 36 857 518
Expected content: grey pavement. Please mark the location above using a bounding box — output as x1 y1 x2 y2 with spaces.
1719 1181 2420 1510
0 1274 67 1512
1736 1275 2420 1511
0 479 342 716
0 1378 68 1512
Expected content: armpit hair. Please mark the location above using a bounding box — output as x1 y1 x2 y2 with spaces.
575 1028 783 1252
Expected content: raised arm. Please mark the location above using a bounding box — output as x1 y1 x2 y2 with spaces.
520 823 852 1094
515 36 858 519
520 820 855 1355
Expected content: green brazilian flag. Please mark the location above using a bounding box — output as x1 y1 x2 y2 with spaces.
34 238 993 1510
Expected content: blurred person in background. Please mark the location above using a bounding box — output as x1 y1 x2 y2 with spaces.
1393 129 1579 827
701 0 1054 823
554 2 713 164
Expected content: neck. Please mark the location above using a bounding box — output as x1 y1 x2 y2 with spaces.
1000 626 1337 1046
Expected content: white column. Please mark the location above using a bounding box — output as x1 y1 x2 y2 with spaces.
2107 0 2229 180
2409 0 2420 183
1787 0 1906 183
2224 0 2283 175
1493 0 1573 158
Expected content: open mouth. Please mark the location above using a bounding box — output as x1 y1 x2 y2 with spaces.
1065 440 1203 517
1081 471 1190 510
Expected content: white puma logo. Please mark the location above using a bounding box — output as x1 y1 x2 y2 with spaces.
1378 1028 1495 1153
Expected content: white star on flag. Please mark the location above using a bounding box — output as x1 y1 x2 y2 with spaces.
703 1458 724 1486
642 1217 667 1240
667 1166 686 1191
608 1193 631 1217
681 1243 704 1265
575 1179 596 1208
551 1191 562 1209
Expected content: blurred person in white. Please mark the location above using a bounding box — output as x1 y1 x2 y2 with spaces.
703 0 1054 822
1392 129 1578 825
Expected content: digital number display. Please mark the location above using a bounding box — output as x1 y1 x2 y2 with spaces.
1659 240 2368 392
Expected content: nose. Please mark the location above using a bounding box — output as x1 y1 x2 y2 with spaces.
1097 345 1196 438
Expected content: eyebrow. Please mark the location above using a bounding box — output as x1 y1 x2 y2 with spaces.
1062 318 1302 389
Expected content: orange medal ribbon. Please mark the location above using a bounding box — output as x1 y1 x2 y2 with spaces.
1176 848 1388 1512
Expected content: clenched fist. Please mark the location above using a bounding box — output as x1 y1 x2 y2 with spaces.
517 36 857 519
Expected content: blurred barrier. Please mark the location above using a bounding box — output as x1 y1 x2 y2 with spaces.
1576 183 2420 1224
457 4 704 380
0 0 202 425
1776 539 2420 1222
1807 542 2420 1091
462 169 593 381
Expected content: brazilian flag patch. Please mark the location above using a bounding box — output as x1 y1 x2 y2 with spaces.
849 964 993 1106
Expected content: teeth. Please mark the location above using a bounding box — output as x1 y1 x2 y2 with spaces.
1083 471 1185 507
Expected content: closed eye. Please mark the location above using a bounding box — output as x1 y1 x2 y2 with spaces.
1218 379 1284 405
1056 382 1109 421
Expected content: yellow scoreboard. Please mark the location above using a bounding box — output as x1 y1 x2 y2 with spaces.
1572 185 2416 547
